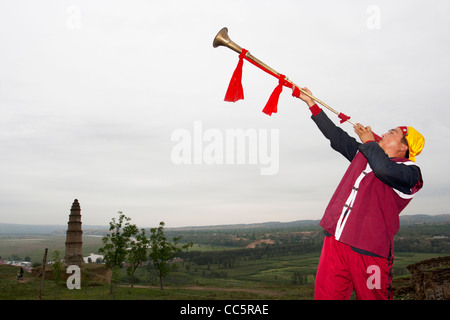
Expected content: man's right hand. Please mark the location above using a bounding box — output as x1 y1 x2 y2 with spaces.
293 86 316 107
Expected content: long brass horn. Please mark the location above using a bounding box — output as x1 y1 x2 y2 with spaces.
213 27 356 126
213 27 284 83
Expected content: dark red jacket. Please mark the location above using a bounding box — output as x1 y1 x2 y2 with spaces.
312 109 423 258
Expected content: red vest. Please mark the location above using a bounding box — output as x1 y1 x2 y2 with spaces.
320 152 423 258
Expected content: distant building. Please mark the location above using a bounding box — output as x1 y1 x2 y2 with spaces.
64 199 83 266
83 253 104 264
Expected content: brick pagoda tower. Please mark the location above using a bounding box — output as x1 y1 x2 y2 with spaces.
64 199 83 266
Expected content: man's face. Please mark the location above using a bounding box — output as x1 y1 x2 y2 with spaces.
378 127 407 156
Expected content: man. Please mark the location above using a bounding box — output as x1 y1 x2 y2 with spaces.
293 87 424 300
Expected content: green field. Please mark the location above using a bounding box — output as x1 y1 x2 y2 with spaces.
0 234 103 263
0 234 242 264
1 232 447 300
1 218 449 301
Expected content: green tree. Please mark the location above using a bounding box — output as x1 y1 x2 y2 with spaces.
51 250 63 299
148 221 192 290
51 250 62 284
99 211 138 294
127 227 149 288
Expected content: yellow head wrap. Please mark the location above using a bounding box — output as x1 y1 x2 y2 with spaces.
399 126 425 162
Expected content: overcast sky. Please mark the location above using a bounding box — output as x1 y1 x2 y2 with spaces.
1 0 449 228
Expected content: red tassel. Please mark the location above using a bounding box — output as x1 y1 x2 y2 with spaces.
262 75 286 116
224 49 248 102
338 112 351 124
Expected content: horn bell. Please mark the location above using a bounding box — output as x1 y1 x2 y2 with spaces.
213 27 243 54
213 27 230 48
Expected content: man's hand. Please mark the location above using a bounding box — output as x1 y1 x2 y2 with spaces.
293 86 316 107
354 123 376 143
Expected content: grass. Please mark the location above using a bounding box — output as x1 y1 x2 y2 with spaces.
3 250 446 300
1 233 448 300
0 264 300 300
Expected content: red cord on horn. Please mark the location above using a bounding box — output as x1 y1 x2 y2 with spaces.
224 49 248 102
262 75 289 116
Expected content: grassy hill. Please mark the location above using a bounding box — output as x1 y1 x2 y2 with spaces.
1 251 447 300
1 214 448 234
0 214 448 301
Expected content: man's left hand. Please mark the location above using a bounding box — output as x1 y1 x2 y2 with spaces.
354 123 375 143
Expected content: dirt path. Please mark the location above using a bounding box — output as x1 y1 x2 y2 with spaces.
120 284 285 297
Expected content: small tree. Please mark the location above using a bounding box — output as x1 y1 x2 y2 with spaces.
51 250 62 299
149 221 192 290
127 227 149 288
99 211 138 294
51 250 62 284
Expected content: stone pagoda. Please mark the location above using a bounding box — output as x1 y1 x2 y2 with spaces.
64 199 83 266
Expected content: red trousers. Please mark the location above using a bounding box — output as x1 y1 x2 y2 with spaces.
315 236 393 300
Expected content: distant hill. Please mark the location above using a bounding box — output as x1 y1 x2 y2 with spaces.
0 223 106 235
1 214 448 234
170 214 450 232
399 214 450 225
169 219 321 232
